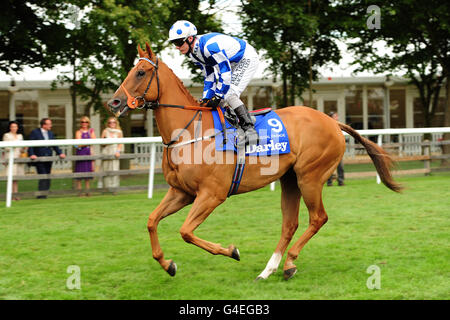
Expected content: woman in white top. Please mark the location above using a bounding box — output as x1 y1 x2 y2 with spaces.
101 117 123 191
2 121 26 200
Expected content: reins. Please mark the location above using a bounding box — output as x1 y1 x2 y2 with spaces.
117 54 245 197
117 56 228 149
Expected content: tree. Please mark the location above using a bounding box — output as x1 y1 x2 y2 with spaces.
60 0 223 129
0 1 69 73
240 0 342 108
341 0 450 128
2 0 223 133
340 0 450 162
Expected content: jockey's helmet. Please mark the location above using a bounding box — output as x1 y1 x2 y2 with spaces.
169 20 197 44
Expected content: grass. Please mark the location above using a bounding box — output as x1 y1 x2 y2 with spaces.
0 173 449 300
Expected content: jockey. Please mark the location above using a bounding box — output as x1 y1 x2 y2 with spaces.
169 20 259 145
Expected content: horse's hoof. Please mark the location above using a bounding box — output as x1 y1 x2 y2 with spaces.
167 260 177 277
283 267 297 280
231 246 240 261
254 276 264 282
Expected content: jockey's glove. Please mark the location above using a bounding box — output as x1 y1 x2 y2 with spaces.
206 95 222 108
198 98 209 105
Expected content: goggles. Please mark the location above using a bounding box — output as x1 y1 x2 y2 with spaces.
170 38 186 47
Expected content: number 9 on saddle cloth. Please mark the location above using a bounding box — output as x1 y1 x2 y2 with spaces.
213 107 291 156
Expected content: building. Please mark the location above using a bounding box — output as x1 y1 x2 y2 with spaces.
0 76 447 140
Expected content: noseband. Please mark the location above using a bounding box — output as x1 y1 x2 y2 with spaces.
116 57 160 117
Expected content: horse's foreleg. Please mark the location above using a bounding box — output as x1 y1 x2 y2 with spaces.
283 181 328 280
179 193 239 260
256 170 301 280
148 187 194 276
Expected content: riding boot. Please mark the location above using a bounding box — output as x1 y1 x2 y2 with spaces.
234 105 258 145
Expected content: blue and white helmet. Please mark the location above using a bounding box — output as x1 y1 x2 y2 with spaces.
168 20 197 41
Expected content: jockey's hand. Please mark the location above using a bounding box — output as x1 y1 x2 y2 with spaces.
206 95 221 108
198 98 209 106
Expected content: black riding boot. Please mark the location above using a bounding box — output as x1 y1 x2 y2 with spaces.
234 105 258 145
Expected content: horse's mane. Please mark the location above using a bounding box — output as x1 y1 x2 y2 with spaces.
160 59 199 106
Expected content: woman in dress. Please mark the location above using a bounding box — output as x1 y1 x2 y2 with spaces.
101 117 123 192
2 121 26 200
74 116 96 196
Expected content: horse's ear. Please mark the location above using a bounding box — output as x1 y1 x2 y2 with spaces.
137 44 145 58
145 42 155 59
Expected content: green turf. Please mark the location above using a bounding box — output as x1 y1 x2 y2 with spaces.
0 173 168 194
0 173 449 300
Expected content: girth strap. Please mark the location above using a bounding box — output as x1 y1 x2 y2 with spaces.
227 131 246 197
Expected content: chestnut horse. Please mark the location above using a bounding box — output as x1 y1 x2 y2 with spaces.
108 43 401 280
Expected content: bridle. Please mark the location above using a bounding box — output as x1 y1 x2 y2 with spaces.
115 55 226 148
117 57 160 118
116 56 214 115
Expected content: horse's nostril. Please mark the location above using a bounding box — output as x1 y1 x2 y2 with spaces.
108 98 121 108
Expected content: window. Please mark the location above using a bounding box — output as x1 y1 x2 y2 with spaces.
131 109 147 137
303 99 317 109
389 89 406 128
0 92 9 136
15 100 38 138
345 88 363 129
324 100 337 116
253 87 273 109
414 97 445 127
367 88 384 129
48 104 66 138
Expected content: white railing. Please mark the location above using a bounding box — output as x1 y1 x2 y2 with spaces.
0 137 162 208
344 127 450 184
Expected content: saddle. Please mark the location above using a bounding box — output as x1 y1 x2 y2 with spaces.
212 106 290 156
223 107 272 128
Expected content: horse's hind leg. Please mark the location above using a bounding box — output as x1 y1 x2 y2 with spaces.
256 169 301 280
148 187 194 276
179 192 239 260
283 178 328 280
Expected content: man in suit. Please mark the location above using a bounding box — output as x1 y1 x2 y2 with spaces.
28 118 66 198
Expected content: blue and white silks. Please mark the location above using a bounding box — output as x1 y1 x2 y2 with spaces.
189 33 247 100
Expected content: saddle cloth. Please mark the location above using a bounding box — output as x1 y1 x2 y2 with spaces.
212 107 290 156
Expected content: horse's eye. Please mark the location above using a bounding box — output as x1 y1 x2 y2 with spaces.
137 70 145 78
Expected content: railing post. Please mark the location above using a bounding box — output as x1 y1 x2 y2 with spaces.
376 135 382 184
148 142 156 199
6 147 14 208
423 139 431 175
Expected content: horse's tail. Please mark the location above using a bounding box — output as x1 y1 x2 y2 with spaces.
338 123 403 193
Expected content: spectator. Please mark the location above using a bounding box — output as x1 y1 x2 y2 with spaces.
74 116 96 197
101 117 123 193
327 111 345 186
28 118 66 199
2 121 26 200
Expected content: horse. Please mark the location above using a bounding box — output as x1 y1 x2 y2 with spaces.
108 43 402 280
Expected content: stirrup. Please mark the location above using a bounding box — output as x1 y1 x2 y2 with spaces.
243 126 258 146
